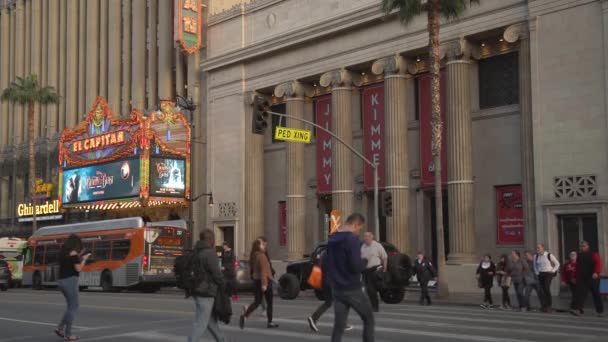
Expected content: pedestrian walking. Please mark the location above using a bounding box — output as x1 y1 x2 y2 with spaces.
55 234 90 341
509 251 527 311
561 251 577 310
496 254 512 310
307 248 353 332
253 237 274 315
327 213 375 342
571 241 604 317
240 238 279 329
188 229 226 342
534 243 560 313
221 242 238 301
524 251 543 311
413 251 435 306
361 232 387 313
476 255 495 309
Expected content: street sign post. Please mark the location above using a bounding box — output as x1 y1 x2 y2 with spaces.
274 126 312 143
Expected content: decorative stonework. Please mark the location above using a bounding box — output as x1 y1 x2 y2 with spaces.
218 202 238 217
372 55 417 76
274 80 314 99
554 175 598 199
319 69 363 89
209 0 285 26
441 37 480 61
503 22 529 43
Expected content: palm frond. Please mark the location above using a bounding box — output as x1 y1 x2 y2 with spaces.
439 0 479 20
0 74 59 106
381 0 424 25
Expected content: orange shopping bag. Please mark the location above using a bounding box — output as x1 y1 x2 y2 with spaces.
307 265 323 289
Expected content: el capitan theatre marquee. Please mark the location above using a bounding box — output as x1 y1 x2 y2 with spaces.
58 97 191 211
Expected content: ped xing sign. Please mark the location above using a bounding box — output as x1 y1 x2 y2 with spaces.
274 126 312 143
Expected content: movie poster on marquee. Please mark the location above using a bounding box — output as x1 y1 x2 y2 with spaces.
419 73 447 187
362 84 386 190
62 159 141 204
149 158 186 197
496 185 525 245
315 95 332 195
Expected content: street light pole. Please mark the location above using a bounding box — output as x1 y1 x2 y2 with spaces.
267 110 380 239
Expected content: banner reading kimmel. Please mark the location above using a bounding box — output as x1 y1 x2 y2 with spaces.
315 95 332 195
362 84 386 190
496 185 525 245
419 73 447 187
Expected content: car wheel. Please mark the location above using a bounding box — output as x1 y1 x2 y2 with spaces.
278 273 300 300
314 289 326 301
101 271 113 293
32 272 42 290
380 287 405 304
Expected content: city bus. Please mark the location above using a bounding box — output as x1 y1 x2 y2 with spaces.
0 237 27 287
22 217 189 292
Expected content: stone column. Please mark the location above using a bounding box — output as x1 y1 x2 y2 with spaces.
98 0 108 99
275 81 314 260
47 0 60 137
443 38 477 264
31 0 42 138
77 0 86 115
157 0 174 100
147 0 158 109
85 0 99 108
65 0 79 128
131 0 146 110
58 0 67 132
0 5 10 148
14 0 24 144
187 51 203 243
121 0 132 115
320 69 362 218
175 50 185 97
245 92 265 255
504 23 536 250
372 55 416 252
107 0 122 114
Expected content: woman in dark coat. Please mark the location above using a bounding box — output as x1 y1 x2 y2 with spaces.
496 254 512 309
476 254 496 309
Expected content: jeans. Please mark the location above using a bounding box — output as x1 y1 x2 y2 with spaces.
311 287 332 321
574 279 604 314
332 288 374 342
57 276 79 337
363 267 379 312
538 272 554 309
188 296 224 342
483 287 492 305
244 279 274 323
568 283 576 309
524 283 543 310
513 282 526 308
501 286 511 307
419 280 431 304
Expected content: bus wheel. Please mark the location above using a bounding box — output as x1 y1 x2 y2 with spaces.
101 272 113 293
32 273 42 290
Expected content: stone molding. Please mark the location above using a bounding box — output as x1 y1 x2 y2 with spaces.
274 80 314 99
319 69 362 89
209 0 285 26
503 22 529 43
245 91 267 105
371 55 417 76
440 37 480 61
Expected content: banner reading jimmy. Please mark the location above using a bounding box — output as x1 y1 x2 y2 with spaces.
149 158 186 197
62 159 141 204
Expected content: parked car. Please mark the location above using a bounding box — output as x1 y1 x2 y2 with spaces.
278 241 411 304
0 258 11 291
234 259 254 291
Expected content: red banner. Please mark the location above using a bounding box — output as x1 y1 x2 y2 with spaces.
279 201 287 246
316 96 332 195
496 185 524 245
362 84 386 190
419 73 447 187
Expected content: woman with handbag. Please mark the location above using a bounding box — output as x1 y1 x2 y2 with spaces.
476 254 496 309
496 254 512 310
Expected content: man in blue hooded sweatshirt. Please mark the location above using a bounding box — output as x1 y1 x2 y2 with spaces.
326 213 374 342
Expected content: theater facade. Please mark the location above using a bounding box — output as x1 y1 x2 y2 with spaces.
204 0 608 292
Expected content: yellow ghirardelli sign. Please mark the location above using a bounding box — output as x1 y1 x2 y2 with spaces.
17 200 60 217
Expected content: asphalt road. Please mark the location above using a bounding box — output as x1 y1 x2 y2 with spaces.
0 288 607 342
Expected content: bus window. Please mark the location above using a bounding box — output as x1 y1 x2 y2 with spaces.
94 241 111 260
34 246 44 266
82 242 93 255
45 245 60 265
24 247 33 265
111 240 131 260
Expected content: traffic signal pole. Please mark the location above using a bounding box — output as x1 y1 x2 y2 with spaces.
266 110 380 240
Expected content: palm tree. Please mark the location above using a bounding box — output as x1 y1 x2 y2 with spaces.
1 74 59 233
381 0 478 298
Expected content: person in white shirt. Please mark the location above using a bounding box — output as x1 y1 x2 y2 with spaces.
361 232 387 312
533 243 560 313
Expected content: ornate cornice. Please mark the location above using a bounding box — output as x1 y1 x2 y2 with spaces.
372 55 417 77
440 37 480 61
274 81 314 99
503 22 529 43
245 91 269 105
209 0 285 26
319 69 362 89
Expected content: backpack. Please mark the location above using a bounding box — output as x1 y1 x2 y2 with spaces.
174 250 203 296
213 285 232 324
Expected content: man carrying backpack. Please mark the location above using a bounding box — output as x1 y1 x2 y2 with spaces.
188 229 226 342
533 243 560 313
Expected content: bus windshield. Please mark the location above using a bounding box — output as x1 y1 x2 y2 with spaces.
144 226 186 276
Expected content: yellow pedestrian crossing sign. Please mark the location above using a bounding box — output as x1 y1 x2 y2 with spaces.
274 126 312 143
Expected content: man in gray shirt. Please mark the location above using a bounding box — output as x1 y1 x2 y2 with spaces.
361 232 387 312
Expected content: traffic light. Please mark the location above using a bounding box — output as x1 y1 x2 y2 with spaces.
383 192 393 217
252 95 270 135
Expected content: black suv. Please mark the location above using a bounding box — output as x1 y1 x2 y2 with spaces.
277 241 411 304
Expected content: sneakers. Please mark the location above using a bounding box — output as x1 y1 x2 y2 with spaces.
307 317 319 332
267 322 279 328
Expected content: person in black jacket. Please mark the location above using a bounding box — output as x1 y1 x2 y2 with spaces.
221 242 237 300
189 229 226 342
476 254 496 309
413 251 435 306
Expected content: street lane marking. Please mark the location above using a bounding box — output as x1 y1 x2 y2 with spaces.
0 317 91 330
